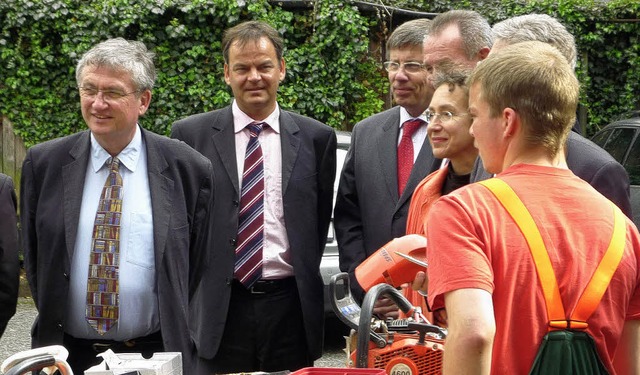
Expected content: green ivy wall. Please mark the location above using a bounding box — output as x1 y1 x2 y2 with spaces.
1 0 638 150
0 0 387 148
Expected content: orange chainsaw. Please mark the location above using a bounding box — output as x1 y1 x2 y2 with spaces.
330 271 446 375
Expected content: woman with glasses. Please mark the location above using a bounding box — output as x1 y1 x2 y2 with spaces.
406 68 476 236
403 67 476 324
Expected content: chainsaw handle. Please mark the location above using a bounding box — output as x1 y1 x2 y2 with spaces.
356 283 415 368
3 354 56 375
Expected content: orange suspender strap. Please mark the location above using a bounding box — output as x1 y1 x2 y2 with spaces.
572 201 626 325
479 178 626 330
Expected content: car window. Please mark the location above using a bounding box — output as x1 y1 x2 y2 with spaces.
591 129 612 148
602 127 635 163
624 135 640 185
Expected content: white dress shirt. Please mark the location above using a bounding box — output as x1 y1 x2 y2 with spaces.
398 107 429 163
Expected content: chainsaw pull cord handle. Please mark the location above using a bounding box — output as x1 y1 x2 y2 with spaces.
356 283 416 368
4 355 57 375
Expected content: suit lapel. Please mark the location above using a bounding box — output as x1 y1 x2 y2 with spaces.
378 108 401 201
63 132 91 261
212 108 240 195
280 111 300 194
143 130 173 268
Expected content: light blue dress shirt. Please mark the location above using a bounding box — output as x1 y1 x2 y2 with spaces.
66 126 159 340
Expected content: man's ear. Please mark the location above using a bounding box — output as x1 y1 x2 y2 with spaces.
224 63 230 85
279 58 286 82
138 90 152 116
502 107 519 138
478 46 491 61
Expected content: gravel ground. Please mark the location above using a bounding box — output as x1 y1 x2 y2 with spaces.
0 298 37 366
0 298 351 371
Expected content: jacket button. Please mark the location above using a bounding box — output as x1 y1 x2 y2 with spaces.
63 272 69 280
57 323 63 330
229 238 237 246
232 200 239 207
226 278 232 286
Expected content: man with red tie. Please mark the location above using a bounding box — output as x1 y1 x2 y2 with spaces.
334 18 440 316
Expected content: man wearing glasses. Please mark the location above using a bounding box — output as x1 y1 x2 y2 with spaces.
20 38 213 373
334 18 440 317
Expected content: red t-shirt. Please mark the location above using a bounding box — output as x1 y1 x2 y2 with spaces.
426 164 640 374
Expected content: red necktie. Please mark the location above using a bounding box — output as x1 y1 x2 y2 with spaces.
397 119 424 195
234 122 265 288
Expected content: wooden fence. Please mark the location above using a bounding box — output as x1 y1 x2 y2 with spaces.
1 117 27 196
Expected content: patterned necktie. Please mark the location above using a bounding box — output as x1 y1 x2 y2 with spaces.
86 157 122 335
235 122 265 288
397 119 424 196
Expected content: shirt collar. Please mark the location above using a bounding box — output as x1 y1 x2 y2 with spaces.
90 125 142 173
232 100 281 134
399 106 428 128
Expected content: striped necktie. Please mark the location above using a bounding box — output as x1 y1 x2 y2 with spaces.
86 157 122 335
234 122 266 288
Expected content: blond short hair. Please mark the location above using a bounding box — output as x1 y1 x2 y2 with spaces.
468 41 579 155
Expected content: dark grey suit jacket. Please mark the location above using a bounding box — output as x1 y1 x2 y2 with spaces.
0 173 19 337
470 131 632 217
171 106 336 361
20 128 213 372
334 106 441 301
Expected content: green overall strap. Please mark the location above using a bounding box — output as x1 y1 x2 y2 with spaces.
479 178 626 329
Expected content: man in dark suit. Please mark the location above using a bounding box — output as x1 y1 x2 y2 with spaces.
334 18 440 313
20 38 213 374
467 14 632 216
171 21 336 373
0 173 19 338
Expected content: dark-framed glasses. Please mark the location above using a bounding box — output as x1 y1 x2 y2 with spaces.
78 86 140 102
383 61 425 74
426 111 469 123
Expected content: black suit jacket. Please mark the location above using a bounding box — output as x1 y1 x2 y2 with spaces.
470 131 632 217
333 107 441 301
20 128 213 372
171 106 336 360
0 173 19 337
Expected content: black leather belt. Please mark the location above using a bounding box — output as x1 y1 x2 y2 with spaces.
234 277 296 294
64 331 163 353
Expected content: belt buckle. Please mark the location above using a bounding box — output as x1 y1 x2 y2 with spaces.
249 284 267 294
91 342 112 352
124 339 136 348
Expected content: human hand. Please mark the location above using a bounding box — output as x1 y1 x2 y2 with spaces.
433 308 448 328
410 270 428 296
373 295 400 320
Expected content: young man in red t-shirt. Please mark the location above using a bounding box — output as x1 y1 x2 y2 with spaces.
424 41 640 374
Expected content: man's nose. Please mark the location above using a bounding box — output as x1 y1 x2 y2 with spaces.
92 92 109 107
248 68 261 81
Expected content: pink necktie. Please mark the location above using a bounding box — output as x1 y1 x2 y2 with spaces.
234 122 265 288
397 119 424 196
86 157 122 335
